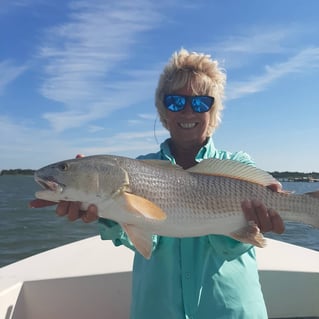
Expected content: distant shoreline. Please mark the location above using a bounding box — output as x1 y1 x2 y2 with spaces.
271 171 319 182
1 168 319 182
0 169 35 176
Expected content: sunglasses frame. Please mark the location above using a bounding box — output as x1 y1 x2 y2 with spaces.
163 95 215 113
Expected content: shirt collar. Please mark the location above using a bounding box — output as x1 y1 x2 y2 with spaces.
160 137 217 163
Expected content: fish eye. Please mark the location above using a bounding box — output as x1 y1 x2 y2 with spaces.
58 162 69 171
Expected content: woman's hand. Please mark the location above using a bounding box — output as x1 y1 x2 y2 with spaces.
241 183 285 234
56 201 98 223
29 199 98 223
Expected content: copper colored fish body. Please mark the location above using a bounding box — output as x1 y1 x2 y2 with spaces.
34 155 319 259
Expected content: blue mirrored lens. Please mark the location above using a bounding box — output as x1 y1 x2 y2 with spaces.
164 95 214 113
164 95 186 112
191 96 214 112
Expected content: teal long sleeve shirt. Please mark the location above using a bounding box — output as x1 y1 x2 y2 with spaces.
99 137 268 319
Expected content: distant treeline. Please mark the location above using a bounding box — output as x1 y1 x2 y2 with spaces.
270 172 319 181
0 169 35 176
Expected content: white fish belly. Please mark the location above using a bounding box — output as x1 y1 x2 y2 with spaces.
148 210 248 237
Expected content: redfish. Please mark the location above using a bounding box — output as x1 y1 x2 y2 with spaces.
34 155 319 258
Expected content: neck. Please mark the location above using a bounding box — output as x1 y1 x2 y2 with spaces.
169 138 208 169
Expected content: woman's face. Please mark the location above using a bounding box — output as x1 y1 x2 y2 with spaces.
164 86 211 146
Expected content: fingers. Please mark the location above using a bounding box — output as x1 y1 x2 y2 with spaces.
56 201 98 223
241 199 259 224
56 201 81 221
29 199 57 208
252 200 273 233
81 204 99 223
268 209 285 234
267 183 282 193
241 199 285 234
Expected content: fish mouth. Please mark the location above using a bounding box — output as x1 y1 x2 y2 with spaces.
35 176 64 193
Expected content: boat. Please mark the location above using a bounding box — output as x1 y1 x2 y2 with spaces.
0 236 318 319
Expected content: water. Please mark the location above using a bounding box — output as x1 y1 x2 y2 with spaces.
265 181 319 250
0 176 318 268
0 175 98 267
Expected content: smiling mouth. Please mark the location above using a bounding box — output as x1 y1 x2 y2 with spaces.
179 123 197 129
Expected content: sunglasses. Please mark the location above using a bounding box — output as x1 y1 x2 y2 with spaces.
163 95 215 113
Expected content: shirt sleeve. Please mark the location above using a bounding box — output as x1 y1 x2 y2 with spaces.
98 218 135 250
231 151 256 166
221 150 256 166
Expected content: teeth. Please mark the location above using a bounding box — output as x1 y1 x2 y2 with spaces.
180 123 196 129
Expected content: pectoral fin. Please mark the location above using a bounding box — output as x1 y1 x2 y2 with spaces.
121 192 167 221
230 221 266 248
121 223 153 259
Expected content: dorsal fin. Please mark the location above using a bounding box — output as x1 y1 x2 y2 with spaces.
187 158 281 187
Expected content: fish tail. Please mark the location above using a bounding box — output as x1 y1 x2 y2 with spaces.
230 221 266 248
304 190 319 227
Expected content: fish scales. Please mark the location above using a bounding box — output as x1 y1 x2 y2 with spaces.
116 157 318 229
121 160 261 229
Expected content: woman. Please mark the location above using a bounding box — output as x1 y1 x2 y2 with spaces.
31 49 284 318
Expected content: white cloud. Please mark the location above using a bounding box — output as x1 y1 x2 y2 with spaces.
203 25 310 70
115 129 167 140
201 25 319 100
138 113 157 120
77 128 169 158
42 107 105 132
5 0 42 7
0 116 56 168
0 0 50 15
37 0 162 132
227 47 319 100
0 114 168 169
87 125 105 133
218 30 288 55
0 60 27 95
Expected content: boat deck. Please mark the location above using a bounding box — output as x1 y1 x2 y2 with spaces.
1 236 318 319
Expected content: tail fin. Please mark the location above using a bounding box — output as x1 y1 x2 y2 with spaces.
304 190 319 228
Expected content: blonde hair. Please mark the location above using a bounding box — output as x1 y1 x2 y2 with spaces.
155 49 226 136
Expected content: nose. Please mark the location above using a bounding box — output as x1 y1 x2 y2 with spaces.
181 101 194 114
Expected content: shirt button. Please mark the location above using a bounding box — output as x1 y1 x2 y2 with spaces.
185 272 191 279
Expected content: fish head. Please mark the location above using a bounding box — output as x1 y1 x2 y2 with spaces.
34 155 129 203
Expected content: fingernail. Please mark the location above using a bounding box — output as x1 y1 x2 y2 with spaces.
252 199 262 207
242 199 252 209
268 208 276 216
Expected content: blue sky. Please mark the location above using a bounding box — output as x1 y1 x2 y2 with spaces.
1 0 319 172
